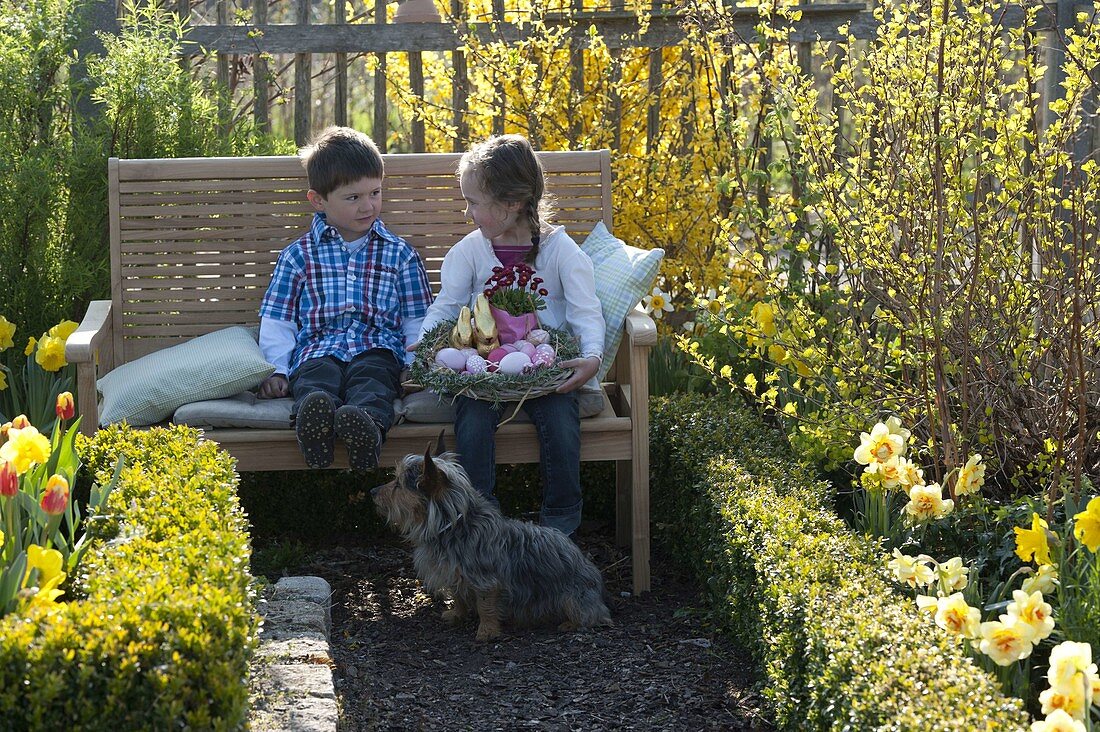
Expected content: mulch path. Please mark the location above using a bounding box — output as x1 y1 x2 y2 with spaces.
290 525 773 732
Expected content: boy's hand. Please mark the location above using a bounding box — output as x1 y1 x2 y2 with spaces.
555 356 601 394
259 374 289 399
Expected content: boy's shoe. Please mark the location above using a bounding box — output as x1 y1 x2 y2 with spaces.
296 391 336 468
334 405 382 471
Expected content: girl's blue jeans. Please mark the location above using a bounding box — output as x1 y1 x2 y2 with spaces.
453 391 582 535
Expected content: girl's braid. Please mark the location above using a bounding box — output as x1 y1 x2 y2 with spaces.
525 202 542 264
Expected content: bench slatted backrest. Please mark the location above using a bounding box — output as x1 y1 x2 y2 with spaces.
110 151 612 363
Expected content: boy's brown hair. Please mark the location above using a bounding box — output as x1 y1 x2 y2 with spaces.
300 126 384 196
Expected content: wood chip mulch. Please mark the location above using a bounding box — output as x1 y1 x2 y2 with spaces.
291 524 773 732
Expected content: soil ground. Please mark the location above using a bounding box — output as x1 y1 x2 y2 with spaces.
285 524 774 731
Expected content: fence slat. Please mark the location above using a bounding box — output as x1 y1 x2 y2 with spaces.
410 50 426 151
375 0 389 151
252 0 270 133
451 0 469 151
336 0 348 126
493 0 506 136
294 0 312 145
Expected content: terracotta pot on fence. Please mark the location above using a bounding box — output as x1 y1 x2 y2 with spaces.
490 305 538 345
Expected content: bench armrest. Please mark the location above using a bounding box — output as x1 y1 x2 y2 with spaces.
65 300 113 436
624 305 657 347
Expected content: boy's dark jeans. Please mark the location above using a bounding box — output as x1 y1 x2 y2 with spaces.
290 349 402 434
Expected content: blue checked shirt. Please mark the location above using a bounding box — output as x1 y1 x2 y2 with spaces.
259 213 433 375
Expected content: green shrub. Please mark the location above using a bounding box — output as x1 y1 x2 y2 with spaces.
0 424 256 731
651 395 1029 730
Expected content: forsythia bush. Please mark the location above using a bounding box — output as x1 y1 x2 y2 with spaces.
650 395 1028 729
0 424 257 730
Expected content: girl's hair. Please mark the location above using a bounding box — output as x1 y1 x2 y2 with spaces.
458 134 555 263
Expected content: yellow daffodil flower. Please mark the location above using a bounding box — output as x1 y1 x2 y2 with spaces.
47 320 78 341
0 370 6 391
884 415 911 442
0 425 51 474
867 456 903 490
1030 709 1086 732
0 315 14 351
904 483 954 522
1072 496 1100 553
937 557 969 592
956 454 986 496
934 593 981 639
23 337 35 356
642 287 674 320
978 618 1036 666
915 595 938 615
854 422 906 467
1015 513 1052 565
1022 564 1059 595
1004 589 1055 642
886 548 934 588
1046 641 1097 690
34 334 66 372
897 456 925 488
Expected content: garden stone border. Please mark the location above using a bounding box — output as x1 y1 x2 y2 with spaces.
249 576 339 732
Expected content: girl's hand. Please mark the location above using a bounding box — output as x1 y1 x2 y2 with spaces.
406 341 419 352
259 373 289 399
555 356 600 393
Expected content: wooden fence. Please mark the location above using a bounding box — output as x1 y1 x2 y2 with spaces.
91 0 1083 152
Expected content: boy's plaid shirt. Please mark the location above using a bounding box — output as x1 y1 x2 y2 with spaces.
259 213 432 374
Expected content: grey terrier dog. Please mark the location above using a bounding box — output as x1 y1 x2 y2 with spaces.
371 436 612 641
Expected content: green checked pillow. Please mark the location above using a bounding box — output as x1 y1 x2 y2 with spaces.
97 325 275 427
580 222 664 381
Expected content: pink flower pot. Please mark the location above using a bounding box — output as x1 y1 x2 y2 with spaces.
490 305 538 344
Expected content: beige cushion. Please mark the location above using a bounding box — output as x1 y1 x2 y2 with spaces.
172 393 408 430
401 387 607 424
97 326 275 427
580 222 664 381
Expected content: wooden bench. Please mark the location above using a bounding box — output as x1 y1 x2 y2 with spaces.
66 151 656 593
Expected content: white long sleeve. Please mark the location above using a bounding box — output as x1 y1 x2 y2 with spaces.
259 316 297 376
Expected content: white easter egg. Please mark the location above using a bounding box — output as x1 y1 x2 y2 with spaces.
465 354 488 374
497 351 533 375
435 347 468 371
512 339 532 352
527 329 550 346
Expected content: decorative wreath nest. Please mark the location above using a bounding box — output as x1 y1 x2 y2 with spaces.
409 319 580 404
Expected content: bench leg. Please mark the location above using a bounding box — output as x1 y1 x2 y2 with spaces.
630 454 651 595
615 459 632 547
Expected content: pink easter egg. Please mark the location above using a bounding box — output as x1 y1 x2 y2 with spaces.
517 342 537 358
512 339 532 351
465 354 488 374
487 347 511 364
497 351 533 375
501 343 518 354
460 347 479 359
435 347 468 371
534 344 556 359
530 350 555 369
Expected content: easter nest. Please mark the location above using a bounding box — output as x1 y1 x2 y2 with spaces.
409 319 580 404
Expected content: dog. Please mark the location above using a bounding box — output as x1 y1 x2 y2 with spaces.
370 435 612 641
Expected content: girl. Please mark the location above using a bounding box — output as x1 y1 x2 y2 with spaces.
416 134 604 537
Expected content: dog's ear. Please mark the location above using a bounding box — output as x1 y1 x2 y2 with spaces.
435 430 447 456
420 443 445 499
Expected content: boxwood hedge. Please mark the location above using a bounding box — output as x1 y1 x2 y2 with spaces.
651 394 1029 731
0 424 256 731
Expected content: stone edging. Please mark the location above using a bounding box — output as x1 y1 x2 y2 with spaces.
249 576 339 732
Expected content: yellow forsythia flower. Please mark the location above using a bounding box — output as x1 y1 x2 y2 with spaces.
1015 513 1053 565
23 337 35 356
978 618 1036 666
1005 589 1055 642
1072 496 1100 553
750 301 777 337
35 334 66 372
47 320 78 341
0 425 51 474
956 454 986 496
854 422 906 467
0 315 14 351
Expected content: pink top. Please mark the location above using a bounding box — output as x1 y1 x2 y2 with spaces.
493 244 530 271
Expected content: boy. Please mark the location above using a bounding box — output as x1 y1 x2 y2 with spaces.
258 126 432 470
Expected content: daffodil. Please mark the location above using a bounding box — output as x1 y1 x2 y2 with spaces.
0 370 6 392
897 456 925 489
1004 589 1055 642
1072 496 1100 553
904 483 954 522
1039 686 1089 722
884 416 910 443
34 334 66 372
1015 513 1052 565
23 336 35 356
0 315 14 351
934 593 981 638
1031 709 1086 732
867 456 903 490
886 548 934 588
955 454 986 496
47 320 78 341
642 287 674 320
1046 641 1097 691
0 425 51 474
915 594 938 615
978 618 1036 666
936 557 969 592
1022 564 1059 595
854 422 906 467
